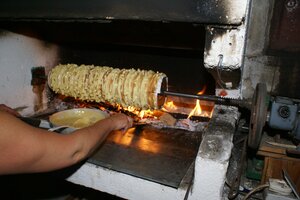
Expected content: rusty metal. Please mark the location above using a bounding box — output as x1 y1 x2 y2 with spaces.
228 137 247 199
248 83 268 149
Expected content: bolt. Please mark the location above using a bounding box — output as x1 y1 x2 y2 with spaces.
278 106 290 118
218 108 226 114
286 0 298 11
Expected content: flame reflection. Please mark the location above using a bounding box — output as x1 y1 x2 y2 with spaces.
112 128 135 146
108 128 160 154
136 137 160 154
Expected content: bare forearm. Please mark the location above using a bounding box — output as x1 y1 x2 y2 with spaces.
39 113 132 170
69 118 116 161
25 117 121 172
0 111 132 174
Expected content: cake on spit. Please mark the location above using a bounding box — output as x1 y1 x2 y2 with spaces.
48 64 167 109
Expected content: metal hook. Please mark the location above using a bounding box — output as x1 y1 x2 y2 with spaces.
218 54 223 69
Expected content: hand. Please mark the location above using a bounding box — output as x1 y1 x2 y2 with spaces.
108 113 133 132
0 104 20 117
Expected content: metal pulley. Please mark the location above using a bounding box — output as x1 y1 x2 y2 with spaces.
248 83 300 150
248 83 269 149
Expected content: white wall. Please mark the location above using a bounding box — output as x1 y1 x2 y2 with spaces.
0 30 59 115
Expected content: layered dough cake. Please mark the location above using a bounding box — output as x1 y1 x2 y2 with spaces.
48 64 167 109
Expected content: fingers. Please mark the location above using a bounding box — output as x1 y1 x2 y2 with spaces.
109 113 133 132
122 116 133 133
126 116 133 128
120 115 133 133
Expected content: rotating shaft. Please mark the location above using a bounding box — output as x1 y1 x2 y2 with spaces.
159 91 248 108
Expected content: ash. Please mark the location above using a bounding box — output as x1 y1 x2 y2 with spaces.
139 117 208 132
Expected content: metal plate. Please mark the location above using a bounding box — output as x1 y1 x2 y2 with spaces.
88 125 202 188
0 0 247 25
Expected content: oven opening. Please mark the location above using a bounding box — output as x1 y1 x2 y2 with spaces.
2 20 216 127
1 20 216 188
53 21 215 128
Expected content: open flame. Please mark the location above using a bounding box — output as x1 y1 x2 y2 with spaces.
163 101 177 111
161 85 212 119
139 110 145 118
188 85 207 119
123 106 155 119
58 84 213 122
187 100 202 118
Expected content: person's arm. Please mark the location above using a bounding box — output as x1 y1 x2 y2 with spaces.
0 104 20 116
0 111 132 175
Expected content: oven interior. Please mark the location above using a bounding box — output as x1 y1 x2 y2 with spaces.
2 20 215 92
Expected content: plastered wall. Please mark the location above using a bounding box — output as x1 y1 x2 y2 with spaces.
0 30 59 115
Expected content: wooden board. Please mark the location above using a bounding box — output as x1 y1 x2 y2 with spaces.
261 157 300 193
258 135 300 193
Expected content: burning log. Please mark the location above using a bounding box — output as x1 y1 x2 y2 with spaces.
159 113 177 126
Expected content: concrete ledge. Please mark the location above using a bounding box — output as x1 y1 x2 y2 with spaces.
189 105 240 200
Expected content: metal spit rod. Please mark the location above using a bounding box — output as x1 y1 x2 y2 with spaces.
159 91 249 108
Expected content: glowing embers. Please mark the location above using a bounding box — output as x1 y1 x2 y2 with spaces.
54 90 212 132
124 106 155 119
